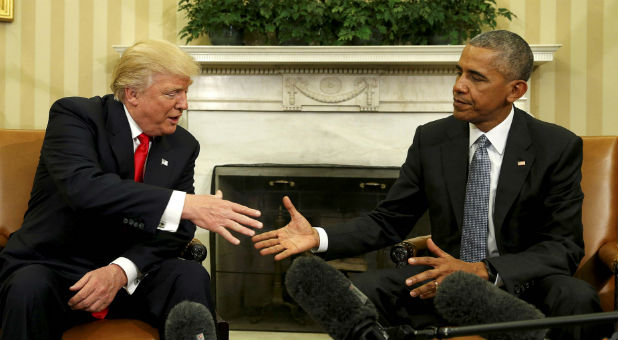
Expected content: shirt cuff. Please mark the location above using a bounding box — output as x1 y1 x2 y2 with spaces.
111 257 142 295
157 190 186 232
311 227 328 253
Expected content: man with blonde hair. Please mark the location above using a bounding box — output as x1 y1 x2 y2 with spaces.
0 39 262 339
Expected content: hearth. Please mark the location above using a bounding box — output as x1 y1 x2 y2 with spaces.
209 164 430 332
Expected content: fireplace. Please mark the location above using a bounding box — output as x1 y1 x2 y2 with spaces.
209 164 431 331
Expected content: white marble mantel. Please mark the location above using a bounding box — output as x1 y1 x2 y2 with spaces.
114 45 559 265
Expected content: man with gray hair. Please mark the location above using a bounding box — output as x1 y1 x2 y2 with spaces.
253 30 608 339
0 39 263 339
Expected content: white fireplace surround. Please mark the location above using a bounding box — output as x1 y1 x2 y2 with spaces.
115 45 559 269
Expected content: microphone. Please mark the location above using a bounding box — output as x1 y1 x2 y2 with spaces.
434 271 546 340
285 255 388 340
164 300 216 340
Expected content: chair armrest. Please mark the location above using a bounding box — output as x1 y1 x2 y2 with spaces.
390 235 431 265
181 238 207 262
598 241 618 274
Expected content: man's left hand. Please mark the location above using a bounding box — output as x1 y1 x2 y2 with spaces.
405 238 488 299
68 264 128 312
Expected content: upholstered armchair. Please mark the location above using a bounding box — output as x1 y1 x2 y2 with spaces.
0 129 225 340
390 136 618 339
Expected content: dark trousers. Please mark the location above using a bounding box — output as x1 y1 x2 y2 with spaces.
0 258 212 340
351 265 612 340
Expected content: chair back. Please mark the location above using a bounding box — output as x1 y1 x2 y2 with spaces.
575 136 618 311
0 129 45 247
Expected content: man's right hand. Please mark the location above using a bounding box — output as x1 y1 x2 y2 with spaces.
182 190 262 245
252 196 319 261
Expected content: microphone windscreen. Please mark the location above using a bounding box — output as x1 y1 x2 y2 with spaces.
285 255 379 340
434 271 545 340
165 300 216 340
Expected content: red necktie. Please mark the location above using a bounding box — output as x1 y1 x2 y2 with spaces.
134 133 149 182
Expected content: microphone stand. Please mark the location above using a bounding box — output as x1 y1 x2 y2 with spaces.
404 311 618 339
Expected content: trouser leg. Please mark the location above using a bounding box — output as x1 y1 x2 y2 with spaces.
351 265 444 330
108 258 213 339
0 264 77 340
522 275 611 340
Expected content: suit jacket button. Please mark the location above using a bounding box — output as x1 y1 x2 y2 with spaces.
514 286 521 294
138 223 144 229
123 218 129 224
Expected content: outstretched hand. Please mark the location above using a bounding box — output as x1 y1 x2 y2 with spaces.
183 190 263 245
405 238 488 299
252 196 319 261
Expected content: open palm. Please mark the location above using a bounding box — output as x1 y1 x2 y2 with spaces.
252 196 319 261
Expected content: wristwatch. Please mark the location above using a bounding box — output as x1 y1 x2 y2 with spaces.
481 258 498 283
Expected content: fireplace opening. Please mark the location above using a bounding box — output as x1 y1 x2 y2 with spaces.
209 164 430 332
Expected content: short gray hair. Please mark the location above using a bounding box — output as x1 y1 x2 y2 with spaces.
469 30 534 81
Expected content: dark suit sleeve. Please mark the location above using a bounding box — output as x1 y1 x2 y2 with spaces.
323 127 429 260
489 134 585 295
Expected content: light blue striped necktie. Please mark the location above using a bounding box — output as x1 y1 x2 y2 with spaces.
460 135 491 262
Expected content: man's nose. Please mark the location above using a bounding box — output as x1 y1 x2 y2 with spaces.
453 77 467 94
176 92 188 110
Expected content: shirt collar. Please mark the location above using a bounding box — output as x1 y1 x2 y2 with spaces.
468 106 514 155
123 104 143 140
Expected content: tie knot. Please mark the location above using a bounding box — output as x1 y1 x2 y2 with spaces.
476 135 490 149
137 133 149 145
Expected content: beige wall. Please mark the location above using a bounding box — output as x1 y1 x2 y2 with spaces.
1 0 617 136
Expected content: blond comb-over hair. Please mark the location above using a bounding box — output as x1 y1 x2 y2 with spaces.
111 39 199 102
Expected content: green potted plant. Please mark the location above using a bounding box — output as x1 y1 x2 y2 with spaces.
179 0 245 44
178 0 514 46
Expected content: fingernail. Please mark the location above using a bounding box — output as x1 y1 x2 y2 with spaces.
406 280 412 286
410 291 417 297
408 258 415 264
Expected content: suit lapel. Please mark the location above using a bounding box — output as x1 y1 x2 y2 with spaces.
144 136 173 187
442 119 470 228
493 109 534 240
105 99 134 179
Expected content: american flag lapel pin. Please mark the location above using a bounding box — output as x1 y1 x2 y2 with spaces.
517 160 526 166
161 158 168 166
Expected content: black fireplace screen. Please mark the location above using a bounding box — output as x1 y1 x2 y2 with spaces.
209 164 429 332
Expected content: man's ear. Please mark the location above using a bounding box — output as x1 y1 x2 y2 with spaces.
124 87 140 106
506 80 528 103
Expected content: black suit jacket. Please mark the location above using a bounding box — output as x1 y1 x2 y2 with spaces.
0 94 199 281
323 107 584 296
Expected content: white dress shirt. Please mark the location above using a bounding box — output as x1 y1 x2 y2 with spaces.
110 105 187 294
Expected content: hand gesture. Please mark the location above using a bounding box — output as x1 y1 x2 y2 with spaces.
183 190 263 245
405 238 488 299
252 196 319 261
68 264 127 313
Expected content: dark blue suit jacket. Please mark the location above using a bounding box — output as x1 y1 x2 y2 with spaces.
323 107 584 296
0 94 200 281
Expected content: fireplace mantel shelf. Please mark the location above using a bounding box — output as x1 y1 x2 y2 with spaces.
113 44 560 66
